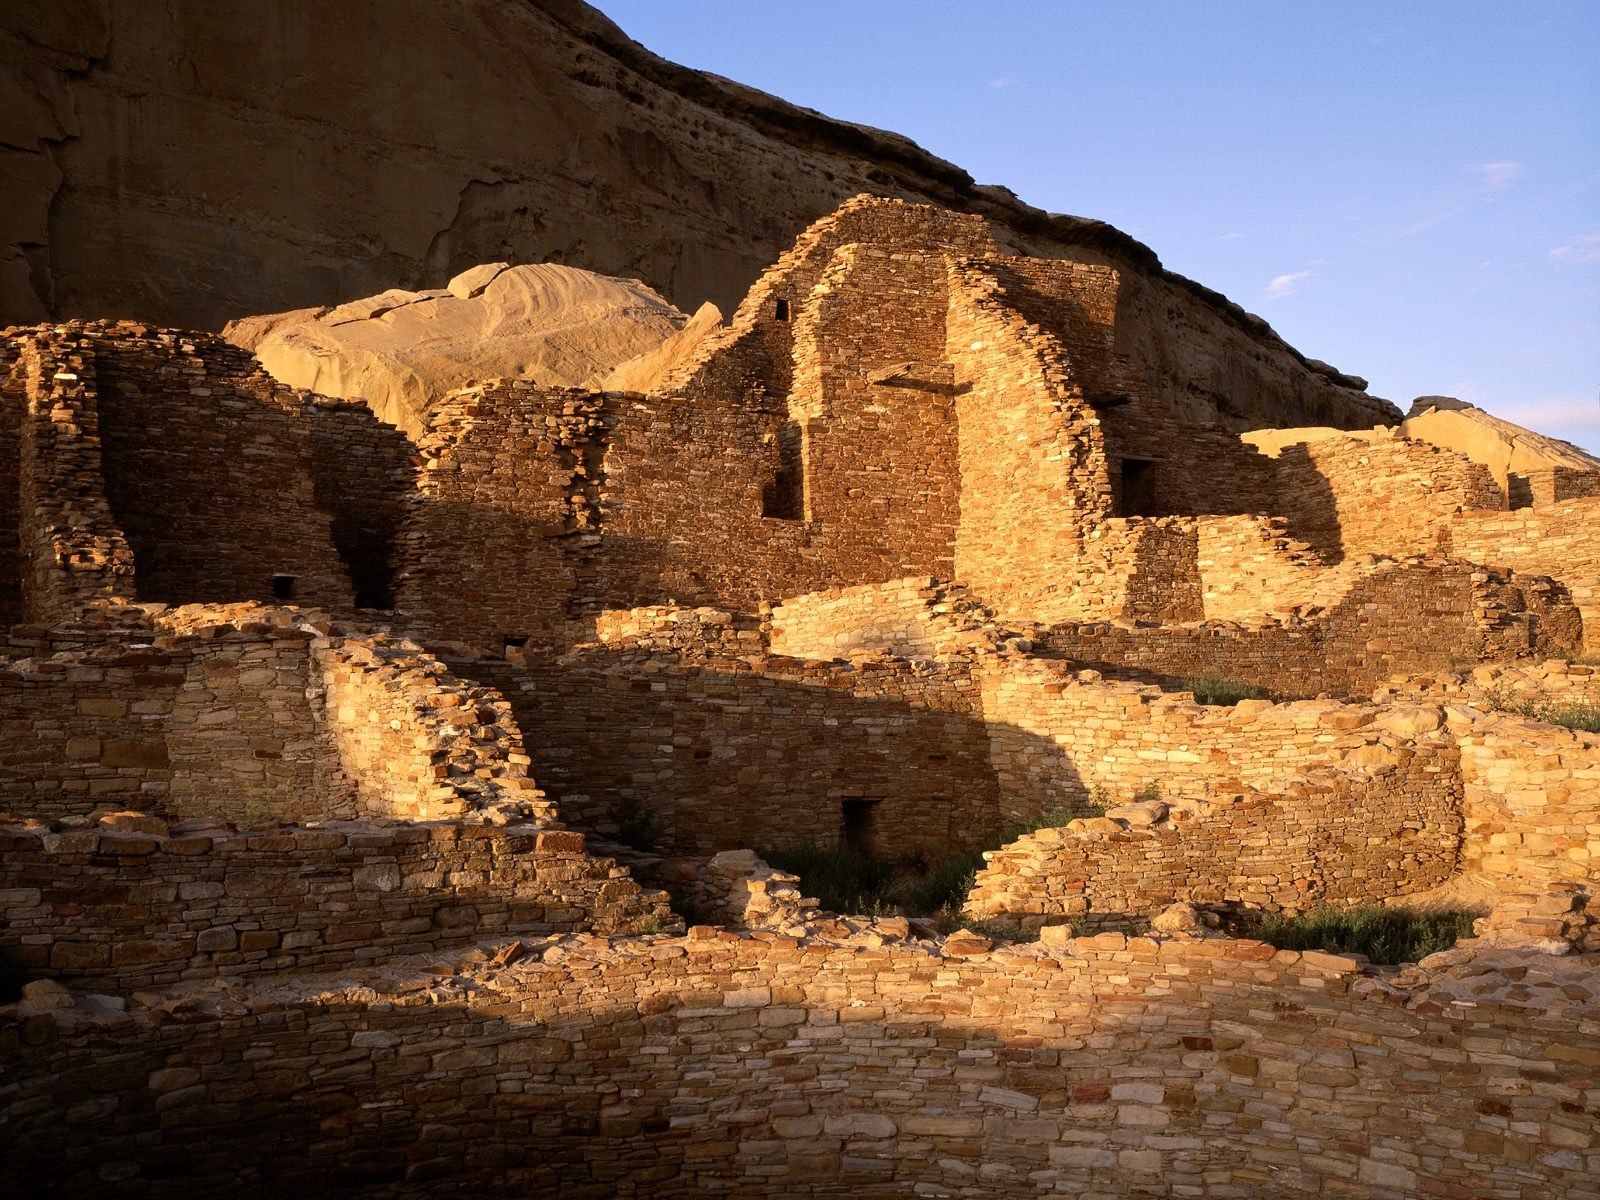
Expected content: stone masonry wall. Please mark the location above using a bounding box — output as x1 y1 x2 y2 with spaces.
5 930 1597 1198
0 638 180 820
85 325 353 609
1270 433 1504 562
0 817 669 993
467 649 1000 858
9 326 138 622
967 747 1463 929
946 259 1110 623
1449 497 1600 654
1044 560 1578 700
306 398 415 610
1454 708 1600 888
0 337 23 626
395 383 609 653
976 657 1452 826
314 630 551 824
768 577 955 659
162 622 351 825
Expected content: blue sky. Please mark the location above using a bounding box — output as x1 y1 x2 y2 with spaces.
598 1 1599 452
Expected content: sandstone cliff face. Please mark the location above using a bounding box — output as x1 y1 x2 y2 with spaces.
1 0 1396 431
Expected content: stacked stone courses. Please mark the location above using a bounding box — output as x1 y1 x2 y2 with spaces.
4 195 1600 1197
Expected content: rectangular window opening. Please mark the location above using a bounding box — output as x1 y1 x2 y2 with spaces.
271 574 298 601
503 635 530 660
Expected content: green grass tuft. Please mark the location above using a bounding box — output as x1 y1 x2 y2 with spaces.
1248 904 1479 965
1186 674 1265 707
1486 691 1600 734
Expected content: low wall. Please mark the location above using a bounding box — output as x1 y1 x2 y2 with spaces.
0 817 669 991
0 606 547 827
4 930 1596 1197
1455 709 1600 887
768 577 951 658
967 747 1462 928
1045 560 1578 699
977 657 1443 825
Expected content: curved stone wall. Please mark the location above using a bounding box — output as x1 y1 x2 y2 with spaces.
4 928 1596 1197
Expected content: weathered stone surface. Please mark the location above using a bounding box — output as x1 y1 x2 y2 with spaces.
226 262 690 436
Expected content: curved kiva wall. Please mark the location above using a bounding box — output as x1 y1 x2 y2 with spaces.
4 928 1597 1197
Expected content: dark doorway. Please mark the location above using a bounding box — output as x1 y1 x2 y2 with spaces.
841 797 881 853
271 574 298 601
761 422 806 520
1117 458 1158 517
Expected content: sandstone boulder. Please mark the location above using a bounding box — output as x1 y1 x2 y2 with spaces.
1400 399 1600 493
225 262 691 436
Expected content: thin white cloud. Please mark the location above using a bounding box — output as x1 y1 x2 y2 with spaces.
1267 270 1310 298
988 76 1011 90
1550 231 1600 264
1468 161 1524 191
1215 232 1243 242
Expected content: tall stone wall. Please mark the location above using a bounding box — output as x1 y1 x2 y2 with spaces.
9 326 138 621
1449 498 1600 654
5 930 1595 1198
0 338 23 626
784 245 960 577
306 399 415 610
394 384 609 652
946 260 1109 623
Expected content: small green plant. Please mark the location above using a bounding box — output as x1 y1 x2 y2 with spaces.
1186 674 1264 707
1247 904 1480 965
1132 782 1162 804
1486 691 1600 734
632 913 666 935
